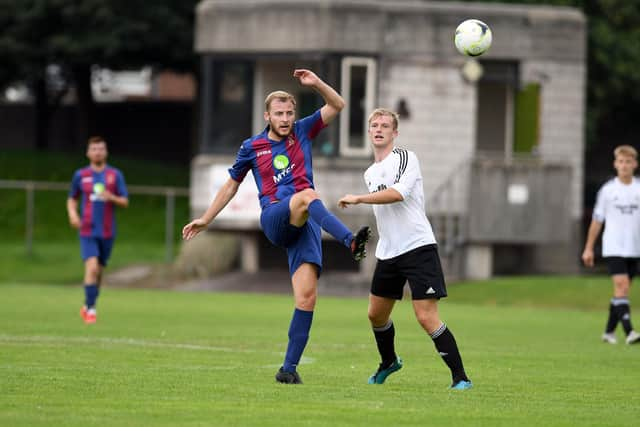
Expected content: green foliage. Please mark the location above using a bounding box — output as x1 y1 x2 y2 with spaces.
1 282 639 426
0 0 198 79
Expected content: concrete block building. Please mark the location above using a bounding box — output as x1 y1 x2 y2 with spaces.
191 0 587 279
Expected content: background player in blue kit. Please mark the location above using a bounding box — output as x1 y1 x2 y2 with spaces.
183 69 370 384
67 136 129 324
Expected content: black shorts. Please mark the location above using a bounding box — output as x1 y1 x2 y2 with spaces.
605 257 640 279
371 244 447 300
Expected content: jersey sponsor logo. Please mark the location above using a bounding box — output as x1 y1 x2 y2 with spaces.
273 154 290 170
273 163 296 183
90 183 106 202
614 204 639 215
93 183 105 194
81 176 93 183
256 149 272 157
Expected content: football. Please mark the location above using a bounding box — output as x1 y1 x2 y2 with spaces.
454 19 492 57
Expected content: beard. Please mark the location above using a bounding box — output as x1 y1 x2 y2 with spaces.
269 120 292 139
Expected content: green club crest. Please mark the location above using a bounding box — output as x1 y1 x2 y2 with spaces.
273 154 290 170
93 183 105 194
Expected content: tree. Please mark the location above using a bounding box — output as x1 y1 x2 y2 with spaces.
0 0 198 148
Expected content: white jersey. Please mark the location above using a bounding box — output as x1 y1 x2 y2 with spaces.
364 147 436 260
593 177 640 257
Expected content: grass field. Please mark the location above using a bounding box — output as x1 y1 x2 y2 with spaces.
2 279 639 426
0 242 171 284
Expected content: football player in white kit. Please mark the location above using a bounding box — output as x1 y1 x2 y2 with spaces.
582 145 640 345
338 108 471 390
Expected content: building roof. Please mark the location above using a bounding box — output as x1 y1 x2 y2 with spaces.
195 0 586 61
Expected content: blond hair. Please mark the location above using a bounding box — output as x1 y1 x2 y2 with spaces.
368 108 400 130
614 145 638 159
264 91 296 112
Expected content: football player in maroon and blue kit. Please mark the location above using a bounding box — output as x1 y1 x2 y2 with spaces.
67 136 129 324
183 69 370 384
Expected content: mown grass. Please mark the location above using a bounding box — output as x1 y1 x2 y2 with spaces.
1 281 639 427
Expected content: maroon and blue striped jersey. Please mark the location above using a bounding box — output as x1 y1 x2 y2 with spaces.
68 166 128 238
228 109 326 209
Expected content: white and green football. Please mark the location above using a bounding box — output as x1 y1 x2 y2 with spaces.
454 19 492 57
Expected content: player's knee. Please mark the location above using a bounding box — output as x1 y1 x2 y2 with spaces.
367 310 387 326
415 311 440 332
297 188 319 206
86 267 100 281
296 293 317 311
614 283 630 296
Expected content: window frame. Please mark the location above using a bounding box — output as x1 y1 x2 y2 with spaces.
339 57 377 157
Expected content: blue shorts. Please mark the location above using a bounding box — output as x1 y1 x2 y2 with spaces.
80 236 114 266
260 195 322 277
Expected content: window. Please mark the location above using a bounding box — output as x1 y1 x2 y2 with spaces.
201 59 254 153
475 61 519 158
339 57 376 157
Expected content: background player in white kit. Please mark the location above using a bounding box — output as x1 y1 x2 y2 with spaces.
338 108 471 390
582 145 640 345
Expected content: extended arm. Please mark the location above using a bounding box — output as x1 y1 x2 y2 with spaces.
182 178 241 240
581 219 603 267
293 69 345 124
338 188 404 209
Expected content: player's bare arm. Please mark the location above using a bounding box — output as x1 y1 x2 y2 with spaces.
338 188 404 209
66 197 81 229
293 69 345 124
581 219 603 267
182 178 240 240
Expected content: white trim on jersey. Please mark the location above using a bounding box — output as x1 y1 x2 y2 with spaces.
592 177 640 257
364 147 436 260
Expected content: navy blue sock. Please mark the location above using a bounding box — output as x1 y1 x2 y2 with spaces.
84 284 99 309
308 199 353 247
283 308 314 372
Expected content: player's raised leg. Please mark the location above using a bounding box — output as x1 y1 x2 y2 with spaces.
289 189 370 260
413 299 471 389
367 294 402 384
275 263 318 384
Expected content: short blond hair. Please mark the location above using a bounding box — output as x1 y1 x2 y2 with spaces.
264 91 296 112
614 145 638 159
368 108 399 130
